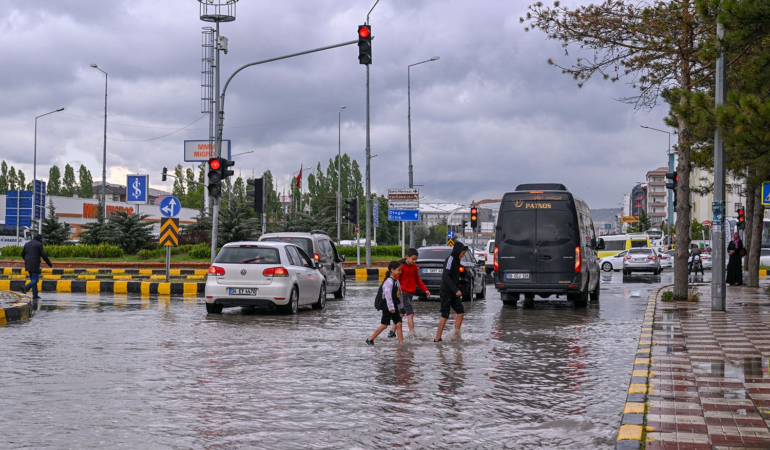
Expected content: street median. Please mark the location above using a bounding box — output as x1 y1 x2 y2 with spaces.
0 280 203 296
0 290 34 324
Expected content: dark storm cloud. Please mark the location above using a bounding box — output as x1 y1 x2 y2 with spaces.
1 0 671 209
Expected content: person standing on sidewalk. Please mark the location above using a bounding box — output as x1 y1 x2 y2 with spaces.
388 248 431 338
435 242 467 343
21 234 52 299
726 231 744 286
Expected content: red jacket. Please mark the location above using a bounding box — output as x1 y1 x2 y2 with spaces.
398 260 428 295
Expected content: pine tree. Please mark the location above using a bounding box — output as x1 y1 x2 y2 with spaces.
47 165 61 195
61 164 77 197
217 202 259 246
79 208 113 245
78 165 94 198
107 210 154 254
181 203 212 245
42 200 70 245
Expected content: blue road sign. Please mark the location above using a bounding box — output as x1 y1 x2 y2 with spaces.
4 190 33 227
159 196 181 218
373 202 379 227
447 230 455 240
763 183 770 206
388 209 420 222
127 174 149 204
604 223 612 229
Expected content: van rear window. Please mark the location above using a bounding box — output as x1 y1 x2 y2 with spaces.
536 210 574 246
500 210 536 246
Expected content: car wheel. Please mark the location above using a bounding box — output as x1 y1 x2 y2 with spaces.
334 277 346 299
476 277 486 299
590 277 600 301
205 302 223 314
501 292 519 306
463 280 474 302
282 286 299 315
313 283 326 310
602 262 613 272
568 289 588 307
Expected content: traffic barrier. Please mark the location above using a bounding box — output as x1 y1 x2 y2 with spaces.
343 268 387 281
0 291 34 324
1 268 208 276
0 280 204 296
614 286 663 450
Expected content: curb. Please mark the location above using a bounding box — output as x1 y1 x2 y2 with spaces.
0 280 204 296
1 268 208 276
343 268 387 281
615 284 667 450
0 260 210 269
0 291 34 324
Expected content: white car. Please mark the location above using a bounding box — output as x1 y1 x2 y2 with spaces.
659 252 673 269
761 248 770 267
600 250 628 272
205 241 326 315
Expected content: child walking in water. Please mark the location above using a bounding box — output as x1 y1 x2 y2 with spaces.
366 261 403 345
389 248 430 338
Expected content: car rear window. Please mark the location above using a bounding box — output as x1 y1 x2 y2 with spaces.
262 237 313 256
418 248 452 260
488 241 495 253
628 248 652 254
216 246 281 264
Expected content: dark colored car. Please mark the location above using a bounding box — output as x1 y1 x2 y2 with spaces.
416 246 486 301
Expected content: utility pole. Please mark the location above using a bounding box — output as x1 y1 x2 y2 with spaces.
712 17 727 312
364 0 379 268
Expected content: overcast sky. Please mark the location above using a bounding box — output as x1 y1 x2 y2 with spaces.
1 0 672 209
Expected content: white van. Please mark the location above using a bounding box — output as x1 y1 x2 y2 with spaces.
485 238 495 274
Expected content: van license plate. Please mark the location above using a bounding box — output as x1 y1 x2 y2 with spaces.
422 269 442 274
229 288 257 296
505 273 530 280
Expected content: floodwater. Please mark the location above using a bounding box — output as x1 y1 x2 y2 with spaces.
0 271 667 449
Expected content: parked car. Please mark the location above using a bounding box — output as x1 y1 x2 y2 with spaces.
659 252 672 269
600 250 628 272
205 241 326 314
416 246 486 301
761 248 770 267
259 230 346 299
623 248 661 275
472 244 488 266
700 253 712 269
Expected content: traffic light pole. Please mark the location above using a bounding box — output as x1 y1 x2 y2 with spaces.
712 20 727 312
365 64 372 267
210 22 222 263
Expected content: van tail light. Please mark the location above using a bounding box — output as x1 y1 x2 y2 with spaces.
575 246 581 272
208 266 225 276
314 253 320 262
263 267 289 277
459 266 465 273
494 247 499 272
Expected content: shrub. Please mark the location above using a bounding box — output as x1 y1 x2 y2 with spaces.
0 246 22 257
687 286 700 302
1 244 123 259
338 245 403 259
188 245 211 259
661 290 674 302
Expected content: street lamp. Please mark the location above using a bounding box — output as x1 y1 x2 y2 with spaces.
337 105 346 244
407 56 439 247
641 125 674 242
90 64 108 213
34 107 65 233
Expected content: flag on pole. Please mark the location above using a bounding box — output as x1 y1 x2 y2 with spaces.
295 167 302 189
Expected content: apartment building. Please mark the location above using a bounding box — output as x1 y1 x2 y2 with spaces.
645 167 670 227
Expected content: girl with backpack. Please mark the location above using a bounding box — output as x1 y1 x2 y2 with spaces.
366 261 403 345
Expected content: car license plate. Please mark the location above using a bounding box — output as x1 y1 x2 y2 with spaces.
633 258 646 262
422 268 442 274
229 288 257 296
505 273 530 280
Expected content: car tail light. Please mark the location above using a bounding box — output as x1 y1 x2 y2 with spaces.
459 266 465 273
575 246 581 272
494 247 499 272
263 267 289 277
624 256 631 260
648 256 657 260
314 253 320 262
208 266 225 276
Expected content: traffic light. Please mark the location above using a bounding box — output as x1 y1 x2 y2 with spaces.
737 208 745 230
246 177 264 214
470 207 478 229
161 167 168 182
207 157 222 198
220 157 235 180
462 220 468 230
665 171 678 207
345 198 358 224
357 25 372 65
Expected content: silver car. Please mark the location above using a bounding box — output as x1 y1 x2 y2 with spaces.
623 248 661 275
205 241 326 315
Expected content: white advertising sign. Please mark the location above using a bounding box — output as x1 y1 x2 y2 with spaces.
184 140 232 162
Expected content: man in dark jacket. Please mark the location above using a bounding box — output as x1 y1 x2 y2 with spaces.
435 241 467 342
21 234 52 299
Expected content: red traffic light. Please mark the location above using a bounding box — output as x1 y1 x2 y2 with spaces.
738 209 745 222
358 26 370 38
209 158 221 170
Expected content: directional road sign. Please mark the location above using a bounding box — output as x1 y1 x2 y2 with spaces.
373 201 379 228
159 218 180 247
388 209 420 222
387 188 419 200
447 238 455 247
388 200 419 209
447 230 455 240
127 174 149 204
159 196 181 218
763 182 770 206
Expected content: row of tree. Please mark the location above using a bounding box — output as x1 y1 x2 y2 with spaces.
523 0 770 298
0 161 95 198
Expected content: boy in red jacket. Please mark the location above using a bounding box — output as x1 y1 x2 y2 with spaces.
389 248 430 337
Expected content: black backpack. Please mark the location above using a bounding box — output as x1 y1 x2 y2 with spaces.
374 278 396 311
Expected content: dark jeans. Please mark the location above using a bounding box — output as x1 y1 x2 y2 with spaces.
24 272 41 297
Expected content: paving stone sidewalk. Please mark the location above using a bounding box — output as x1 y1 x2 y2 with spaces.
646 282 770 449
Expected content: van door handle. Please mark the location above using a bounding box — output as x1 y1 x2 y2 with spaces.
541 255 552 261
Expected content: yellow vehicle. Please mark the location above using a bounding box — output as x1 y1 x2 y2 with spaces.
597 234 651 258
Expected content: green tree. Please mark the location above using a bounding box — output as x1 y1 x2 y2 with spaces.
47 165 61 195
16 169 26 191
8 167 17 191
218 202 259 246
181 203 212 245
106 210 154 254
41 200 70 245
77 165 94 198
78 209 113 245
263 170 283 222
0 161 8 194
61 164 77 197
172 164 186 202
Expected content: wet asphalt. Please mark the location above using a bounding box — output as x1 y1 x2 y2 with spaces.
0 270 684 449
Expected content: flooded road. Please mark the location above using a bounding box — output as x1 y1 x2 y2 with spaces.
0 271 674 449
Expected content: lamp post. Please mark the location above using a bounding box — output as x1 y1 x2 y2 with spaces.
407 56 440 248
337 105 346 244
641 125 673 243
90 64 108 213
34 107 65 233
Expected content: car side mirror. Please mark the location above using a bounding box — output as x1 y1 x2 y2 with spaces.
339 254 346 262
597 238 605 250
315 261 323 270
